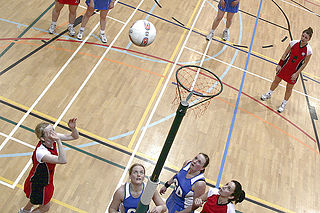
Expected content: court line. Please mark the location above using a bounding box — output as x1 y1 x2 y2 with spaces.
0 104 302 212
281 0 320 16
0 40 318 146
1 4 319 81
2 36 319 99
0 176 88 213
0 2 55 58
0 3 316 213
106 0 207 212
216 0 263 187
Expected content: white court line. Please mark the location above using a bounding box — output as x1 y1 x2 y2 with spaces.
0 132 34 188
53 0 142 129
0 132 35 149
280 0 320 17
184 45 320 103
79 5 126 24
0 180 14 189
104 0 208 212
0 0 124 188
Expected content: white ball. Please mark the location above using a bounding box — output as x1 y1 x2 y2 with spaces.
129 20 156 47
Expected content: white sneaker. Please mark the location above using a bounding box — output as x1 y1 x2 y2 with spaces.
77 29 84 40
222 29 230 41
68 25 75 36
277 103 286 113
206 30 214 41
100 33 107 43
260 93 271 101
48 23 56 34
18 208 31 213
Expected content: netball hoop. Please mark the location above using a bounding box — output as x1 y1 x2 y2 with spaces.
173 64 223 116
136 65 223 213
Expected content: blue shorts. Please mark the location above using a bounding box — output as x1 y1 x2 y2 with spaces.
218 0 239 13
86 0 112 10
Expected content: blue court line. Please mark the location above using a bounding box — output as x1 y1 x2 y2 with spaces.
216 0 264 188
0 2 243 159
0 2 55 58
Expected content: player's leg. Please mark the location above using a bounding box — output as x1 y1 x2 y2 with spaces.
67 5 78 36
277 83 294 113
206 9 225 40
18 201 34 213
31 202 51 213
223 12 235 41
99 10 108 43
49 1 64 34
261 76 282 101
77 0 95 39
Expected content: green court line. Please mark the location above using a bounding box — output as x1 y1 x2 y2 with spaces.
0 115 34 133
0 1 55 58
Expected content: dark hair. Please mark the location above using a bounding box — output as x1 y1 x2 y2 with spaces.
229 180 245 204
199 153 210 173
129 163 145 175
303 27 313 39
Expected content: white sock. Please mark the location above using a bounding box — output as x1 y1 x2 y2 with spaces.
225 28 229 32
68 23 73 27
80 27 85 31
100 30 105 34
51 21 57 25
282 100 288 105
209 29 214 33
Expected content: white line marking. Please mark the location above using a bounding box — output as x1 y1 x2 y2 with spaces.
184 45 320 102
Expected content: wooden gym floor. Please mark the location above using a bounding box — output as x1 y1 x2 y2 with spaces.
0 0 319 212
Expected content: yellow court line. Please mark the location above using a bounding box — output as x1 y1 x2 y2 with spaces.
126 0 203 149
0 95 179 170
0 95 296 212
0 176 88 213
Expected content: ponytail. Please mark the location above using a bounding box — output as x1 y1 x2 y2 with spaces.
303 27 313 39
230 180 245 204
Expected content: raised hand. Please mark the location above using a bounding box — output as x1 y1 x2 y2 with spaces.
68 118 77 129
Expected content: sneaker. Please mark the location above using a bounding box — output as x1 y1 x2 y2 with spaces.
222 29 230 41
260 93 271 101
68 25 75 36
277 103 286 113
18 208 31 213
206 30 214 41
100 33 107 43
48 23 56 34
77 29 84 40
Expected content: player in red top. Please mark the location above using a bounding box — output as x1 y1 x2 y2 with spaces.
192 180 245 213
260 27 313 113
19 118 79 213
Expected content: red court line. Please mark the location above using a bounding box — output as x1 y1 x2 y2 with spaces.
304 0 320 7
0 37 317 149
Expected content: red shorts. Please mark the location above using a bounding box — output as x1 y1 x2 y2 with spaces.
58 0 80 5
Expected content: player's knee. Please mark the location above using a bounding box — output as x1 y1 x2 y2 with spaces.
41 202 51 212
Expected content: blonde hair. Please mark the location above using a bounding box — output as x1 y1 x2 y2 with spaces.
35 122 50 140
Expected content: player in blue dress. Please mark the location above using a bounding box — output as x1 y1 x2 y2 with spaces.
77 0 115 43
206 0 240 41
109 163 167 213
159 153 210 213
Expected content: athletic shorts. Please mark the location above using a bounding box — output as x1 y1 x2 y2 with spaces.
86 0 112 10
58 0 80 5
218 0 239 13
24 181 54 205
